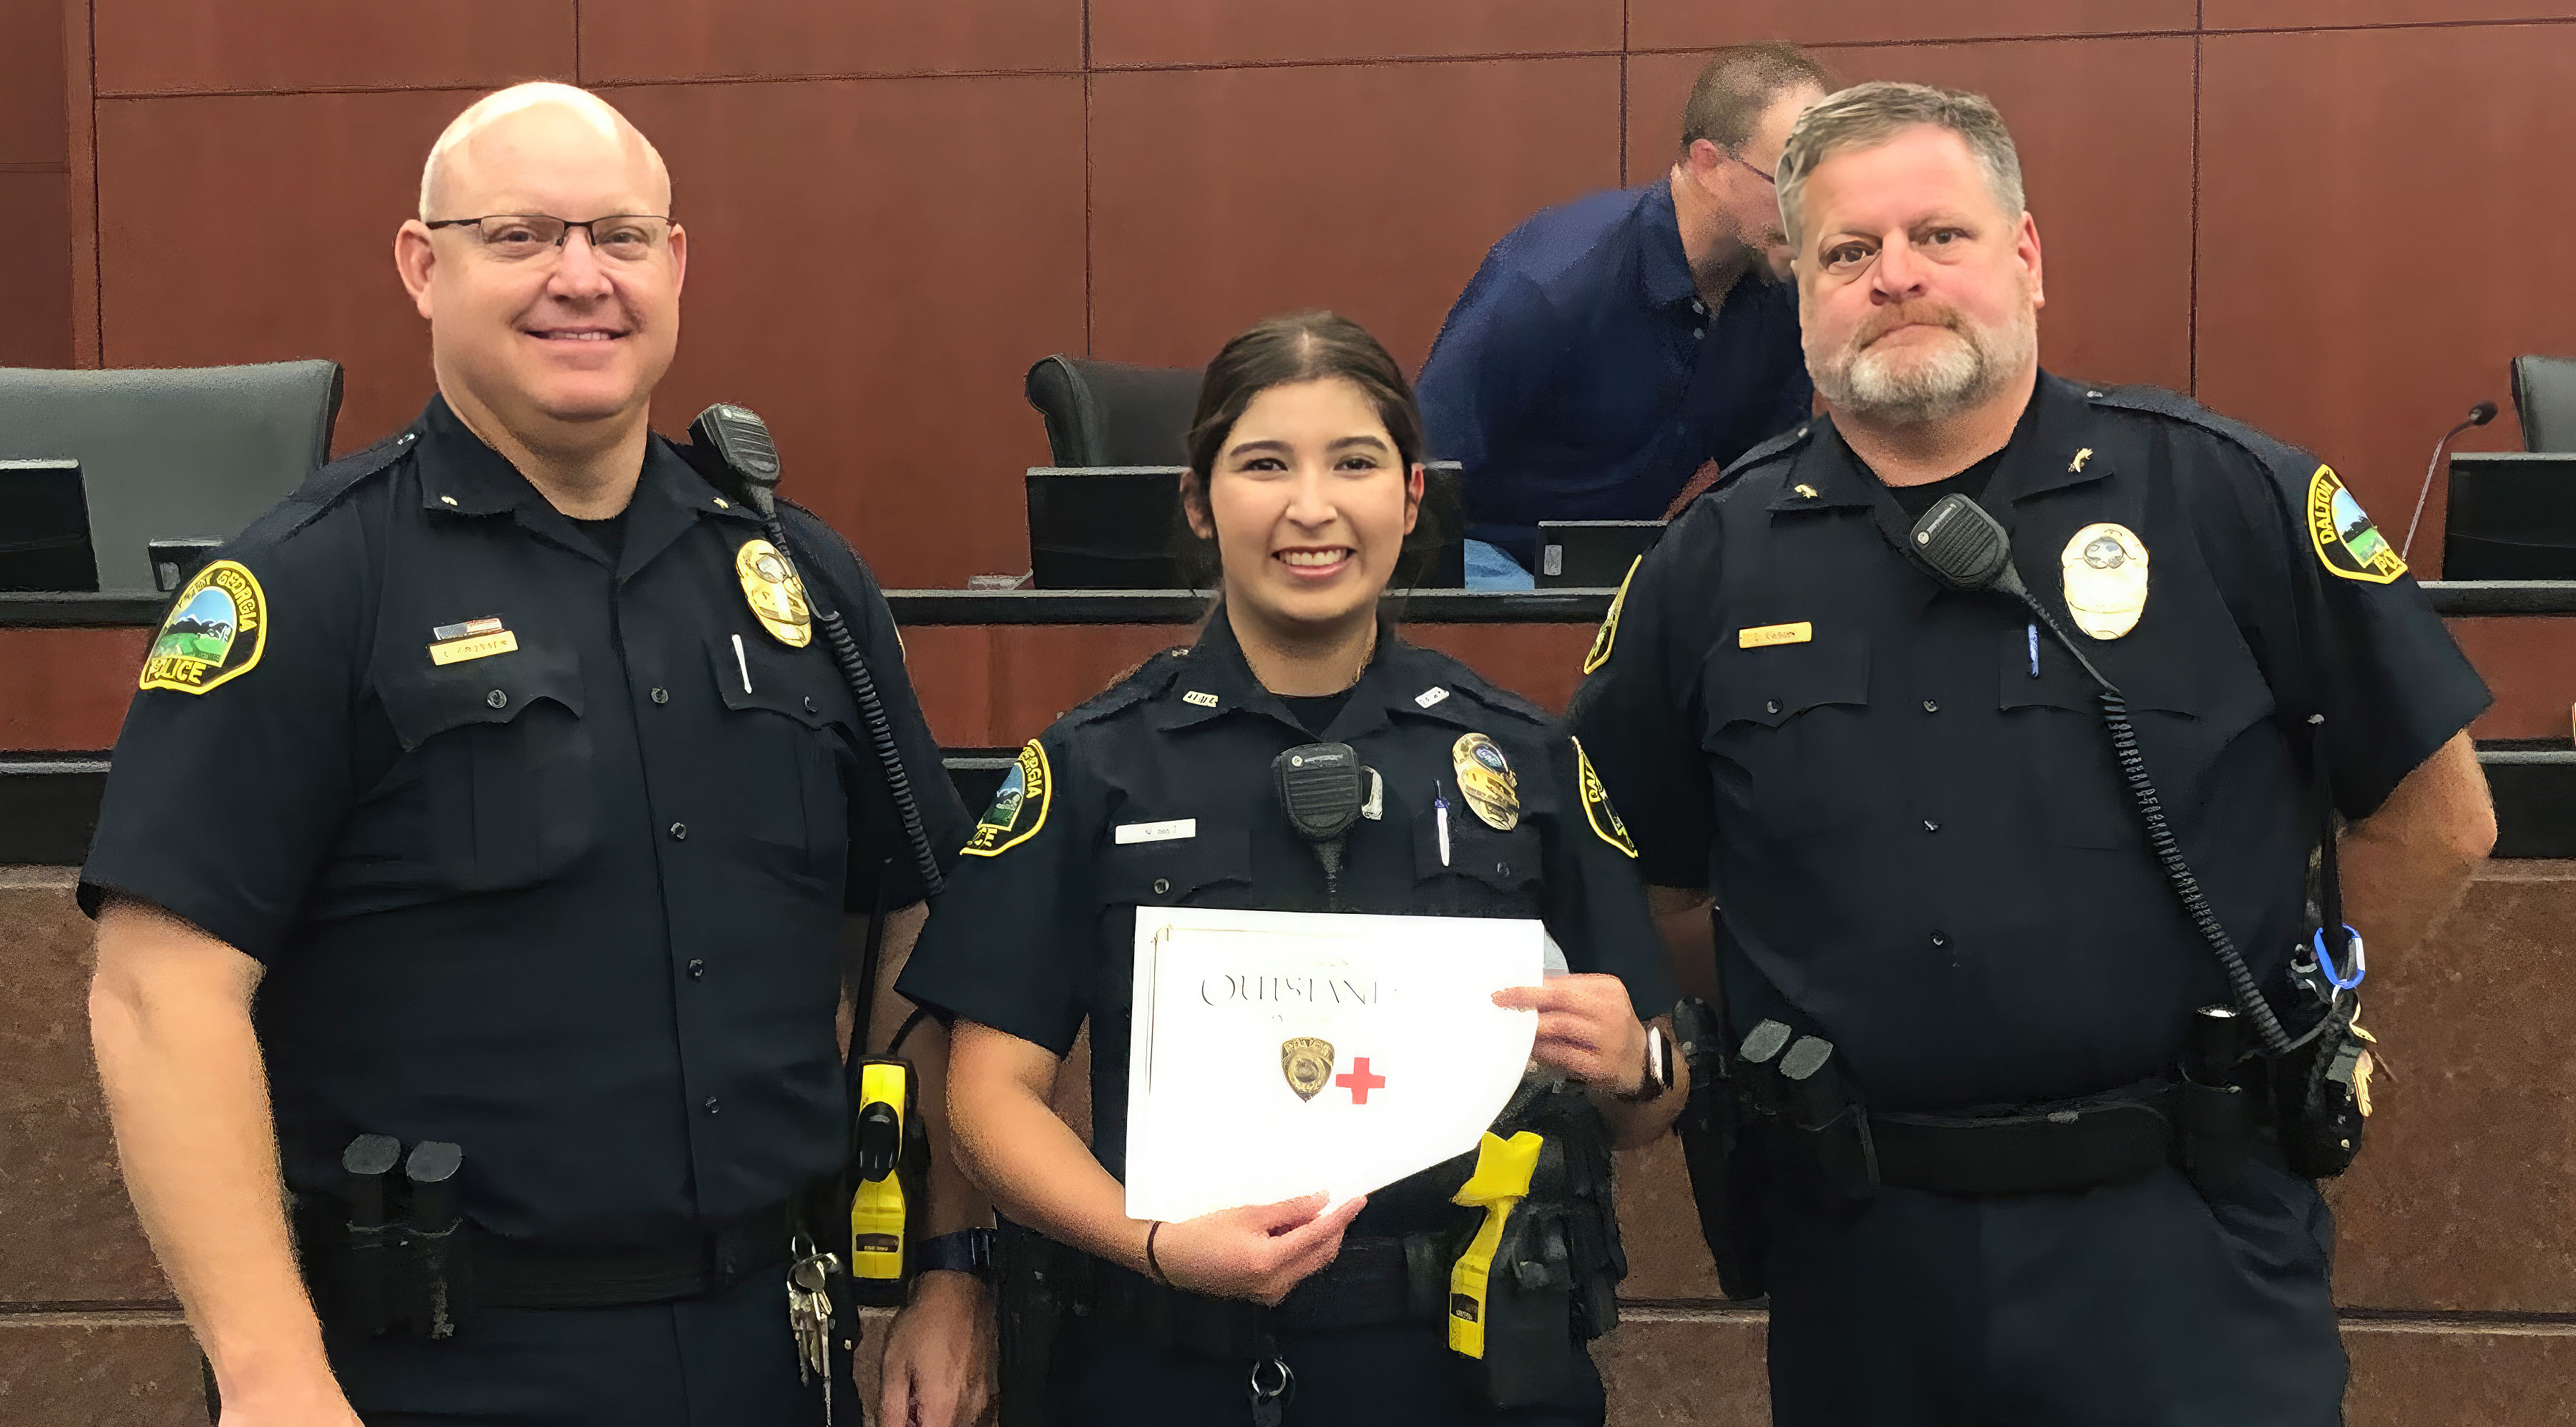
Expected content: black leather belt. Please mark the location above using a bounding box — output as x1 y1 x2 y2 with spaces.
295 1197 798 1315
1865 1097 2176 1197
1088 1233 1448 1358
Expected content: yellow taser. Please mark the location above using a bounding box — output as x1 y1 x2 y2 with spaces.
1448 1129 1544 1358
849 1059 914 1285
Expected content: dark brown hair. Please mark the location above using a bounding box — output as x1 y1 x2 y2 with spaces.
1176 311 1428 586
1677 43 1833 157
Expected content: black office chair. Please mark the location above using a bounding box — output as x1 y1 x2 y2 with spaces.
2510 354 2576 452
0 360 343 590
1024 355 1204 467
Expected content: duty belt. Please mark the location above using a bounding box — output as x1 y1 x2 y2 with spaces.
1086 1234 1449 1358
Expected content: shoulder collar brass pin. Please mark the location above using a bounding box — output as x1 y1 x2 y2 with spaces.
2069 447 2094 473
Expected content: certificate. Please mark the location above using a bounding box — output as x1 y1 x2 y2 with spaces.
1123 905 1546 1223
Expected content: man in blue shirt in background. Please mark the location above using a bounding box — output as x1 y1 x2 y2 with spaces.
1419 45 1830 585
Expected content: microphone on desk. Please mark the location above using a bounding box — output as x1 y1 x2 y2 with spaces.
2400 399 2499 562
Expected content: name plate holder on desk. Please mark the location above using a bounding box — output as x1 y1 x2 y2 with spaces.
1123 905 1543 1223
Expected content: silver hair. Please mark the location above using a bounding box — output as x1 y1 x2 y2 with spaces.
1775 81 2024 253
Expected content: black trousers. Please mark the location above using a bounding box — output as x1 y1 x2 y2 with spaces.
1763 1158 2347 1427
318 1264 823 1427
1058 1319 1605 1427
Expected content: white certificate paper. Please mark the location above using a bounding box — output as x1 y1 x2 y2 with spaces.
1123 906 1545 1223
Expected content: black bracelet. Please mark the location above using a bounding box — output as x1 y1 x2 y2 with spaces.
1145 1220 1170 1285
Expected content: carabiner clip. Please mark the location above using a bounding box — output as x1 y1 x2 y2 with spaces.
2311 924 2366 993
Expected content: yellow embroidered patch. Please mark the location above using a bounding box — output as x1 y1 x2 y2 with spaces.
962 740 1051 857
2306 465 2405 584
140 560 268 695
1581 555 1641 676
1571 737 1636 858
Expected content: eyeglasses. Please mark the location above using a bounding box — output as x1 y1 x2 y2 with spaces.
1724 150 1778 187
423 214 675 263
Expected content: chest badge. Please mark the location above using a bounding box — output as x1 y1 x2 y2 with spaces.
1281 1037 1335 1102
2060 522 2150 640
1450 732 1520 832
734 539 811 648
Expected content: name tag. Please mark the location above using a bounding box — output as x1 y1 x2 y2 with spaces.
429 630 519 666
1737 621 1813 649
1116 819 1197 845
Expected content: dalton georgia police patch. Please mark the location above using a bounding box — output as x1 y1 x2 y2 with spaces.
962 739 1052 857
2306 465 2406 584
1571 738 1638 858
139 560 268 695
1581 555 1641 675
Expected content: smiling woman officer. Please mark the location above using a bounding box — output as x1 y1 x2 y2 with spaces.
897 313 1684 1426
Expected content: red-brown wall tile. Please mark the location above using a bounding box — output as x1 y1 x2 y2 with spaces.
2197 24 2576 526
2207 2 2576 28
92 89 461 449
0 170 73 369
0 1319 203 1426
580 0 1080 84
1627 0 2196 52
92 0 572 96
0 630 145 751
1626 38 2195 394
2344 1321 2576 1427
1090 58 1621 377
1090 0 1620 68
609 76 1087 588
0 0 67 162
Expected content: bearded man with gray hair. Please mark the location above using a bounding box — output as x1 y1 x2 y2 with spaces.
1575 82 2494 1424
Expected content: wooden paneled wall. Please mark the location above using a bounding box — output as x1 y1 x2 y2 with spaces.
32 1 2576 590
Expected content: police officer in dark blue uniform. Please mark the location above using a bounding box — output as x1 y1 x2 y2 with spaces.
1573 84 2497 1426
899 313 1685 1426
82 84 992 1427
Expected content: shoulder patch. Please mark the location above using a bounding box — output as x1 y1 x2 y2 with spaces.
1581 555 1641 676
962 740 1053 857
140 560 268 694
2303 464 2406 583
1571 737 1637 858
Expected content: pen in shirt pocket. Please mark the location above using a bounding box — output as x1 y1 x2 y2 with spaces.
1433 780 1453 867
2027 621 2039 678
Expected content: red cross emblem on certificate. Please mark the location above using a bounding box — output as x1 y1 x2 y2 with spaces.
1335 1057 1386 1105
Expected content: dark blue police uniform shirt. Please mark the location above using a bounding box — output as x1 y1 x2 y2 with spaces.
897 613 1675 1236
1416 179 1813 567
80 395 969 1248
1572 373 2489 1112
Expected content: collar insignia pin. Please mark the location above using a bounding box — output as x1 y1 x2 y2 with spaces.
1182 690 1219 708
2069 447 2094 473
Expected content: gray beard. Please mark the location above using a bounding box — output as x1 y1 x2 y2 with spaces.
1813 309 2036 426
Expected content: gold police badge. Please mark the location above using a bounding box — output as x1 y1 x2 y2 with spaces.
734 538 811 647
1281 1038 1335 1102
1451 733 1519 832
2060 522 2150 640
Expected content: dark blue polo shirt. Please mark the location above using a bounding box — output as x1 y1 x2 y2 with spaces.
1417 179 1813 567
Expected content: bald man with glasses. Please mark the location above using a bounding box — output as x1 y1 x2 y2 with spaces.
84 82 993 1427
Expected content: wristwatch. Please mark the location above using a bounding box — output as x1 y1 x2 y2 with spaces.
1613 1024 1674 1103
916 1227 996 1282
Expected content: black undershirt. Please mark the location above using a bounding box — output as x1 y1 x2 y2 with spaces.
572 511 628 568
1885 445 2008 521
1279 689 1356 737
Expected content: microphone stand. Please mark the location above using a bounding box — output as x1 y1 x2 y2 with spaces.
2401 401 2499 563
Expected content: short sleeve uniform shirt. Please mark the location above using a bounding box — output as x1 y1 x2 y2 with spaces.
1571 374 2489 1111
898 615 1676 1234
81 395 970 1247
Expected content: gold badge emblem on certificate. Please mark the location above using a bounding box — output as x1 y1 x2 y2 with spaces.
1450 733 1520 832
734 538 811 647
1281 1038 1335 1102
2060 522 2149 640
